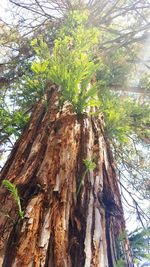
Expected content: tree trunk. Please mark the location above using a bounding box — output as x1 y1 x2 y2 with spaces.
0 87 133 267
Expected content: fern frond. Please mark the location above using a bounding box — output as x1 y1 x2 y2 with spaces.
2 179 24 219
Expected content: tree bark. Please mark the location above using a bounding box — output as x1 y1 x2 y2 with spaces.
0 87 133 267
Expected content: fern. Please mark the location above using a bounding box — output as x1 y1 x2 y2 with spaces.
31 11 101 114
2 180 24 219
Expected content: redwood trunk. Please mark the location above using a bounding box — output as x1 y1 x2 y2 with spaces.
0 88 133 267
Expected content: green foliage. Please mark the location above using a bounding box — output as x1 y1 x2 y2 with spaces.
0 101 30 143
117 230 127 242
96 48 132 86
99 90 131 143
128 101 150 141
76 158 96 196
83 158 96 171
1 10 149 150
116 231 127 262
128 228 150 262
139 73 150 91
30 11 101 113
2 180 24 219
25 18 150 144
98 88 150 144
116 228 150 265
115 259 126 267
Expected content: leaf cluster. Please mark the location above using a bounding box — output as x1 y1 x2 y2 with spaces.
30 11 101 113
98 88 150 144
116 228 150 264
128 228 150 262
96 48 132 86
83 158 96 171
0 93 30 145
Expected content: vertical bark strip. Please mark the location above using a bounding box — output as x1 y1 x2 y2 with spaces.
0 88 133 266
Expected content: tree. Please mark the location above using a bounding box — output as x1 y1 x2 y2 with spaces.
0 2 150 267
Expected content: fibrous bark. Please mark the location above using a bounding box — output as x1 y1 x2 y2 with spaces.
0 86 133 267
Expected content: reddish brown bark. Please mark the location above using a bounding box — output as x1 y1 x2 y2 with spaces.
0 87 133 267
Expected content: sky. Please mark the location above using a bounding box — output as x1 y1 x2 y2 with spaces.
0 0 12 23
